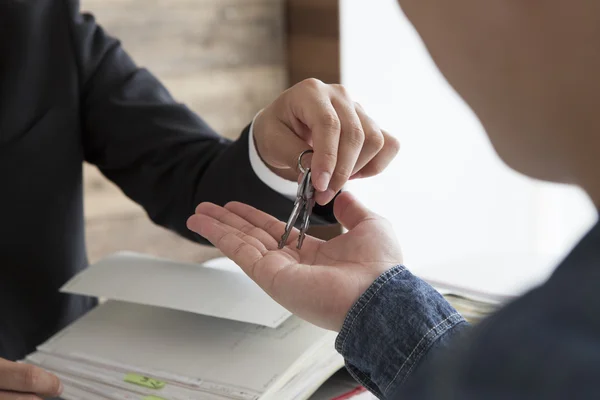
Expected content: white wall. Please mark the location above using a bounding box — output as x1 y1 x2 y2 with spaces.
340 0 596 290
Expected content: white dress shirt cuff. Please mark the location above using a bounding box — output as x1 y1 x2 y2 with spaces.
248 112 298 199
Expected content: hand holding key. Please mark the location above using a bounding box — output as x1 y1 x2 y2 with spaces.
252 79 401 205
187 191 403 331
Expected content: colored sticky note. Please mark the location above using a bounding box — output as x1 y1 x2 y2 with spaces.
142 396 166 400
124 373 165 389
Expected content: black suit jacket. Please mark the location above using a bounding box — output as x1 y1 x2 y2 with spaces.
0 0 335 360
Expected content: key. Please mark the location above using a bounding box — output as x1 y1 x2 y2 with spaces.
278 150 315 250
278 169 309 249
297 170 315 249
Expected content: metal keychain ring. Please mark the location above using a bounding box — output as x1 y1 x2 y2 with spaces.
297 149 314 174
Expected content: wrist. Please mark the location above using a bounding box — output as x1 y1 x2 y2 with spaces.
248 111 299 198
251 119 297 182
335 265 466 397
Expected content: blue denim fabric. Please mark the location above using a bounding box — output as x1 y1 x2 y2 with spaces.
336 221 600 400
335 265 468 398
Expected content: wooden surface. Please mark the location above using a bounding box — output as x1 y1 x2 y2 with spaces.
82 0 286 263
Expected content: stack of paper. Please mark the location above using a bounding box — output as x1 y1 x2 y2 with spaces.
413 253 558 323
25 250 549 399
23 252 345 400
308 369 372 400
434 294 499 323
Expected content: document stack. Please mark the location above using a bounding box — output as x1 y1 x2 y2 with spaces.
308 369 373 400
23 252 553 398
438 294 499 323
22 253 348 400
415 253 556 324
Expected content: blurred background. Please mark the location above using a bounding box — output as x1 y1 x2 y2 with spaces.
342 0 597 292
82 0 597 293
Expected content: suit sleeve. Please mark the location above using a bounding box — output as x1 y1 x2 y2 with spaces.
62 0 336 244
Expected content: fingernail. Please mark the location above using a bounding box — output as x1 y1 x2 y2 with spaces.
322 189 336 204
58 381 64 394
186 216 195 230
314 172 331 192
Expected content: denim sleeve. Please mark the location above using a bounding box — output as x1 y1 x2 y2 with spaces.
335 265 469 399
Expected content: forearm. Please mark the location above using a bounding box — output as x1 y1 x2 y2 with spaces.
335 265 470 399
163 126 337 242
97 124 336 244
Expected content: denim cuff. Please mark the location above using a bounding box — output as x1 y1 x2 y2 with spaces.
335 265 466 398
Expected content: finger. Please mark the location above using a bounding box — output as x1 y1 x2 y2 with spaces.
193 203 278 250
333 191 377 230
351 103 385 175
224 202 300 246
293 80 340 192
188 210 269 255
0 391 42 400
187 214 264 276
316 97 364 205
351 130 401 179
0 360 62 398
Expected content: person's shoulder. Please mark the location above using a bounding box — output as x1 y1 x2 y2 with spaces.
2 0 73 11
478 262 600 347
457 279 600 396
394 278 600 399
1 0 76 26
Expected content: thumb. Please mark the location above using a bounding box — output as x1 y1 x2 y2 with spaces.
333 191 377 230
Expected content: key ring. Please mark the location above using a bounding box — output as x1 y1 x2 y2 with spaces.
297 149 314 174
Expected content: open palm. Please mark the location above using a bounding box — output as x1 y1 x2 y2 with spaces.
187 192 403 331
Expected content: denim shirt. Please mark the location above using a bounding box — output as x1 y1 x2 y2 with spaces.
336 220 600 399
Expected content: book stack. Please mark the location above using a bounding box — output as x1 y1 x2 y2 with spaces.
22 253 349 400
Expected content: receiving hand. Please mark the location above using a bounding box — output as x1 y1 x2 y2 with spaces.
253 79 400 205
187 192 403 331
0 358 62 399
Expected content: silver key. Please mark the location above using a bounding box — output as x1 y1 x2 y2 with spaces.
278 150 315 249
297 170 315 249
